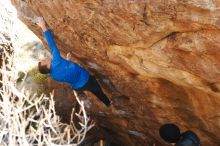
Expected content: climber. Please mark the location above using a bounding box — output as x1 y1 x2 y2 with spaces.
159 123 200 146
36 17 111 107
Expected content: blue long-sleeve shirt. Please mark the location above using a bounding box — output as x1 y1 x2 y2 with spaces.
43 30 90 89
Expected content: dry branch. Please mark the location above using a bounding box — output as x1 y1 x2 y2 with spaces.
0 47 94 146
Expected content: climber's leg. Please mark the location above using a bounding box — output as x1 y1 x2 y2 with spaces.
79 76 111 107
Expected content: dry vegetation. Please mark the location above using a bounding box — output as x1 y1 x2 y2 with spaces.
0 47 94 146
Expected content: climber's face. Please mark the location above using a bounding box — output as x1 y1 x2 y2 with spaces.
41 58 51 70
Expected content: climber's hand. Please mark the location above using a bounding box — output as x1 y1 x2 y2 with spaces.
66 52 72 61
36 17 47 32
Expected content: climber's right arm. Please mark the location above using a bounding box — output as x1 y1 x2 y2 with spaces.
36 17 48 32
36 17 61 61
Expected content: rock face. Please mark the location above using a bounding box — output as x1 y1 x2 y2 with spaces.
12 0 220 145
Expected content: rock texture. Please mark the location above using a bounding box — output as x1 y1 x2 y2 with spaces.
12 0 220 145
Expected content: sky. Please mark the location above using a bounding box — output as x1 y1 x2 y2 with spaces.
0 0 50 72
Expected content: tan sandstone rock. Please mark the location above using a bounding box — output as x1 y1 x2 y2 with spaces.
12 0 220 145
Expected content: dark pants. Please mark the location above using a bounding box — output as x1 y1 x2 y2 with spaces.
78 76 111 107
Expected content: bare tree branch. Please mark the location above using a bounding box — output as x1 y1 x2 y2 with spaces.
0 47 95 146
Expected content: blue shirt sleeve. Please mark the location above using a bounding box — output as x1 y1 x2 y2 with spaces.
43 30 61 63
